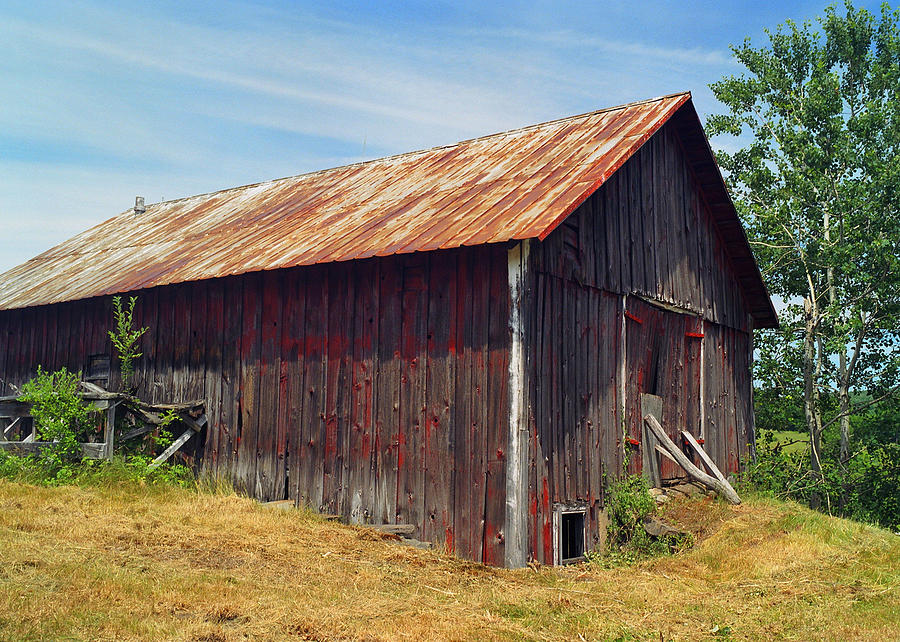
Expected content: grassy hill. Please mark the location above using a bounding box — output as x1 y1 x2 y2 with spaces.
1 479 898 641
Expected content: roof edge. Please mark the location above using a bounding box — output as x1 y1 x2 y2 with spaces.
130 92 696 212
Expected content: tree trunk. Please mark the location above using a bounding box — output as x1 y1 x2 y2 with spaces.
838 351 851 462
803 298 822 508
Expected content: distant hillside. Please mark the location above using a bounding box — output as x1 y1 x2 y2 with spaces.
0 480 897 640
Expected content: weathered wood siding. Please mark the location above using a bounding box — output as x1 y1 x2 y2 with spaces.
0 118 762 567
533 121 752 332
526 120 755 564
702 321 753 476
623 296 703 480
0 244 511 564
527 274 621 562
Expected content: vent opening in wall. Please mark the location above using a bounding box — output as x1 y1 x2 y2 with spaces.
553 504 587 565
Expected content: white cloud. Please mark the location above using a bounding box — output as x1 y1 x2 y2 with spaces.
0 0 747 275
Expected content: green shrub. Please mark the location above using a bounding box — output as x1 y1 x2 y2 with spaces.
108 295 148 390
5 366 195 489
742 428 900 531
0 450 193 489
589 474 692 567
606 474 657 548
17 367 94 476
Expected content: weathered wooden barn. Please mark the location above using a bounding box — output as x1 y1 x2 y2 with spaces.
0 92 776 567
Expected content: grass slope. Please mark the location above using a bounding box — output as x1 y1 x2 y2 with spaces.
1 480 898 641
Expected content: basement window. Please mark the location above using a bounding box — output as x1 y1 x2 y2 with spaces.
553 504 587 565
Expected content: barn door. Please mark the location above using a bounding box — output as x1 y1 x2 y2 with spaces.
624 297 702 481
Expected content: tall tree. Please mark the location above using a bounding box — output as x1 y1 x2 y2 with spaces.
708 2 900 482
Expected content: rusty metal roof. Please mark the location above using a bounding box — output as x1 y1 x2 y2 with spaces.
0 91 776 325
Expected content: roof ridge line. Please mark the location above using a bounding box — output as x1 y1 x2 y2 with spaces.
138 91 692 211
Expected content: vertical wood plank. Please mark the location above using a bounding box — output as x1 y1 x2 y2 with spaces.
188 283 208 402
219 277 243 473
563 281 577 500
0 310 14 392
17 306 28 386
58 302 74 373
129 291 150 399
172 285 192 402
282 269 307 505
257 270 283 500
725 328 739 474
469 247 491 563
602 290 622 486
237 273 262 496
347 260 377 523
536 273 554 563
322 263 353 516
483 246 508 566
22 307 38 382
40 305 55 372
135 288 159 403
69 304 86 383
203 279 225 473
374 258 402 524
154 286 176 404
605 179 621 293
452 250 475 558
398 257 427 531
298 266 326 510
424 252 456 545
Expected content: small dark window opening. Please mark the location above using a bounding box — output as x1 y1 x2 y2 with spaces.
561 512 585 562
555 506 586 564
85 354 110 386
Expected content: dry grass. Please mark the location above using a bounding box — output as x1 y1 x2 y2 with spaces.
1 481 898 641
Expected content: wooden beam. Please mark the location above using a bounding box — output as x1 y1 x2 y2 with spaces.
644 414 740 504
641 394 663 488
505 240 530 569
682 430 729 486
372 524 417 536
0 401 32 418
654 444 678 465
120 423 154 441
180 412 207 433
103 404 116 459
147 428 194 470
0 441 107 459
1 417 20 440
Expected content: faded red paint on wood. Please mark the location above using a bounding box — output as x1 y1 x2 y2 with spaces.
203 279 225 472
0 116 764 567
257 271 283 500
374 258 402 525
299 267 326 510
398 257 427 530
283 268 307 505
424 254 456 544
238 273 262 496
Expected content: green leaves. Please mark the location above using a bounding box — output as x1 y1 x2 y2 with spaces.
711 2 900 519
710 0 900 403
108 296 148 390
18 367 94 473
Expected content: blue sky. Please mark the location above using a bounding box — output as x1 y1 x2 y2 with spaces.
0 0 884 275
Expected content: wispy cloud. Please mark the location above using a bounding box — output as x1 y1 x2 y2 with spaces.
0 0 758 275
456 26 737 68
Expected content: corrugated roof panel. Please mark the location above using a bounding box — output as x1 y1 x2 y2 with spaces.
0 91 749 312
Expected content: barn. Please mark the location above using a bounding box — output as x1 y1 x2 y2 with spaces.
0 92 776 567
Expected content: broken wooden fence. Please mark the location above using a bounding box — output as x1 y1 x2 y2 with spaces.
0 382 205 468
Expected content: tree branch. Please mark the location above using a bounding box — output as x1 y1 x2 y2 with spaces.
819 385 900 432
